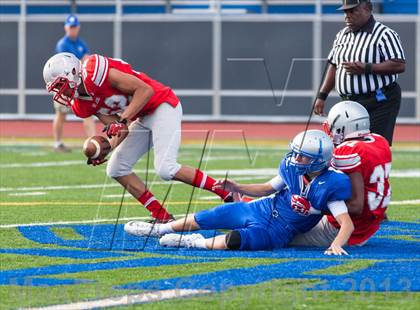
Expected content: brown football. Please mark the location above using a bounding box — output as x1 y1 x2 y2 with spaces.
83 135 112 160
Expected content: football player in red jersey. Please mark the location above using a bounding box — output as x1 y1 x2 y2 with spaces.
290 100 391 247
43 52 233 223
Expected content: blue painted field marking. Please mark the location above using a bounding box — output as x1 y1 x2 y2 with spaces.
6 221 419 292
117 260 345 292
309 260 420 292
17 224 222 251
0 248 130 259
16 222 420 260
1 257 217 287
117 259 420 293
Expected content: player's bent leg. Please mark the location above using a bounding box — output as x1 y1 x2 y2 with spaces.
106 120 151 179
159 233 208 249
170 214 201 231
194 201 259 231
289 216 339 247
145 103 232 201
125 214 199 238
106 121 174 222
114 174 173 222
174 166 232 202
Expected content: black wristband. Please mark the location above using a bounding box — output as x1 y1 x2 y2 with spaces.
365 63 373 74
316 91 328 101
119 118 128 125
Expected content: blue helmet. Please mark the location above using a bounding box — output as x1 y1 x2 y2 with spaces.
286 129 333 175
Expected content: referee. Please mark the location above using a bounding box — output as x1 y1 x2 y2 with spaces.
314 0 405 145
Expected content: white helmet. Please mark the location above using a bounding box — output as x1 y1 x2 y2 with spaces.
286 129 333 175
43 52 82 106
324 100 370 145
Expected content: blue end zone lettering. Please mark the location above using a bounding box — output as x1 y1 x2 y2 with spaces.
0 248 129 259
1 257 217 287
1 221 417 291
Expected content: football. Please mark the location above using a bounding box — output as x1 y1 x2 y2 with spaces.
82 135 112 160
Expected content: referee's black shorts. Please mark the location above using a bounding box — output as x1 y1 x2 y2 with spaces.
340 82 401 146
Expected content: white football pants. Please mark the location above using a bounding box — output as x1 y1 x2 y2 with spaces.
289 216 368 247
106 103 182 181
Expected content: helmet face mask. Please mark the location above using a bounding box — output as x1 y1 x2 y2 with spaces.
47 77 77 107
286 130 333 175
322 118 344 145
43 52 81 107
324 100 370 145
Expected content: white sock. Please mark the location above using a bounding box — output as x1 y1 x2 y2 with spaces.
157 223 175 235
193 238 208 249
54 141 63 148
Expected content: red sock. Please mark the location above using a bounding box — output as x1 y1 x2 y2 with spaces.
138 190 171 221
193 169 230 200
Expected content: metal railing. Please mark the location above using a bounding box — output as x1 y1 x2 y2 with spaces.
0 0 418 122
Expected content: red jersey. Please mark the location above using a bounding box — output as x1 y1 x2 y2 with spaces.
71 54 179 119
328 133 392 245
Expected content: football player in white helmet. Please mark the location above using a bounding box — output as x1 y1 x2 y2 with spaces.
286 129 334 175
124 129 354 256
323 100 370 145
43 52 238 223
43 51 95 153
43 52 82 107
291 101 391 248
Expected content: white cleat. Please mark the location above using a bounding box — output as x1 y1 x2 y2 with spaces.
124 221 161 237
159 233 205 248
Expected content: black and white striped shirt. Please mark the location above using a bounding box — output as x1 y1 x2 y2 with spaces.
328 16 405 96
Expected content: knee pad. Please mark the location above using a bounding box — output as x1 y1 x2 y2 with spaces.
155 161 181 181
225 230 241 250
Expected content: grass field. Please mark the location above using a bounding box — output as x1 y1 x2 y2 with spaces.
0 138 419 309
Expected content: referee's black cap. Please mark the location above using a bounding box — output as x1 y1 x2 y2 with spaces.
337 0 371 11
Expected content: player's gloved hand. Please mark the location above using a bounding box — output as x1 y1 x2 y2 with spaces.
87 158 107 166
103 119 128 138
324 243 349 256
291 195 317 216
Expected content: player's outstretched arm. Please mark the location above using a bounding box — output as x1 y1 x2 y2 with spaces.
325 211 354 256
213 179 277 198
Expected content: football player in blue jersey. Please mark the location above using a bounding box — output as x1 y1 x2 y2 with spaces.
124 130 354 255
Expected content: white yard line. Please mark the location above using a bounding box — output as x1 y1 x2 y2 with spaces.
1 169 418 192
25 289 212 310
8 192 46 196
0 160 84 168
0 155 251 168
199 196 220 200
0 175 266 192
389 199 420 205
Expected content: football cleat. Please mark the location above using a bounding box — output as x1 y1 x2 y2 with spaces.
159 233 205 248
124 220 161 237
